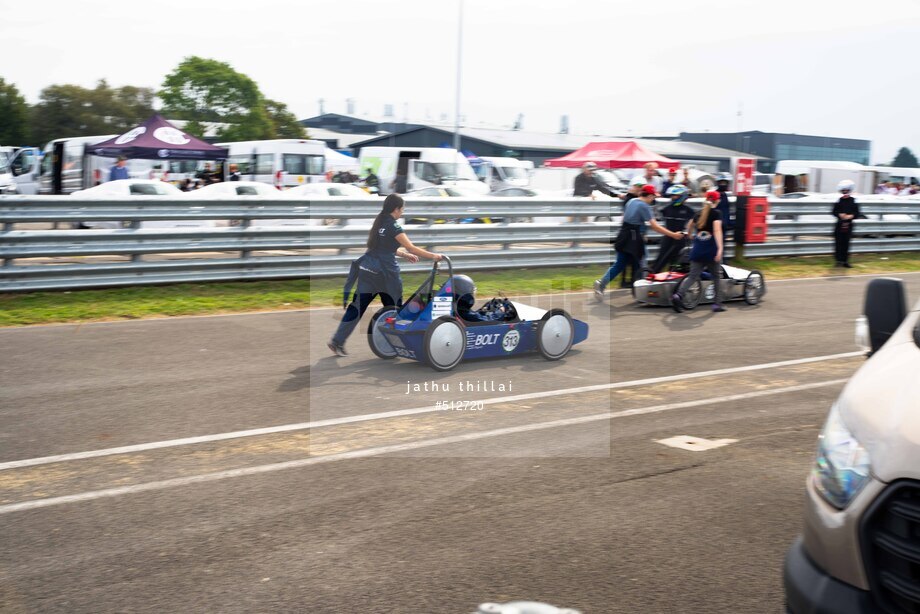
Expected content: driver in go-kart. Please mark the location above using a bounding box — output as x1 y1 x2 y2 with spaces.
452 275 508 322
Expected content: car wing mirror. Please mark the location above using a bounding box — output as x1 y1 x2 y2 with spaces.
861 277 908 355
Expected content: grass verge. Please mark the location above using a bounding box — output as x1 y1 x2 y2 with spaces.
1 252 918 327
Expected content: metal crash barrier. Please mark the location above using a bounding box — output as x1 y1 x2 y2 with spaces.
1 196 918 292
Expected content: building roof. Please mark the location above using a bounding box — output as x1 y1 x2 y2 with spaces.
305 128 379 149
351 124 765 161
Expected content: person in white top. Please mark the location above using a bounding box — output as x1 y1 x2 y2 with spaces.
633 162 663 192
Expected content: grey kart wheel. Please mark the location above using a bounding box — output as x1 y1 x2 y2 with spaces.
680 280 702 310
743 270 766 305
368 307 399 359
537 309 574 360
423 316 466 371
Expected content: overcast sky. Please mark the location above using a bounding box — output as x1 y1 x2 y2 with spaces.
2 0 918 163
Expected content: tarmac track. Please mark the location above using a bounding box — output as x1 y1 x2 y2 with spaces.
0 271 918 613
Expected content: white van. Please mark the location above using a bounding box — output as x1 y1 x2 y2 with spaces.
358 146 489 196
219 139 326 189
38 135 159 195
0 146 41 194
784 277 920 614
477 156 533 191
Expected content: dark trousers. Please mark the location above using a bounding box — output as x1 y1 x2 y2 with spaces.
652 236 687 273
332 292 397 346
834 229 852 264
677 260 722 305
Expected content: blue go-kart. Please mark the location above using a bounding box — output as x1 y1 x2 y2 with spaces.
367 256 589 371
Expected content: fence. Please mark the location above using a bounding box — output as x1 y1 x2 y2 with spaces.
1 196 919 292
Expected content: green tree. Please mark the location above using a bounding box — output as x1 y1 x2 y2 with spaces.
28 80 154 144
892 147 919 168
0 78 30 144
264 98 307 138
159 56 273 140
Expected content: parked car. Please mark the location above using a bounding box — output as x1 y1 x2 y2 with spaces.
490 187 541 197
406 186 497 223
285 182 375 199
69 180 213 229
285 182 374 226
406 186 484 198
190 181 279 198
784 277 920 614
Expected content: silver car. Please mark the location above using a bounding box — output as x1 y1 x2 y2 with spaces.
784 277 920 614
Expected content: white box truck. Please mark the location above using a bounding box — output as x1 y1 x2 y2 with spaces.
357 147 489 195
774 160 874 195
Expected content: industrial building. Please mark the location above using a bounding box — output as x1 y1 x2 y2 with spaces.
300 114 869 173
676 131 871 172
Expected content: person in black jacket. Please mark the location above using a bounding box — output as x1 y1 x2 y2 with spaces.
652 184 694 272
329 194 444 356
832 180 861 268
573 162 616 197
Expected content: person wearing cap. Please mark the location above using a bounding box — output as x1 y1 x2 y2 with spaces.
671 190 726 313
573 162 616 197
661 168 679 194
832 180 861 268
594 184 685 299
108 156 129 181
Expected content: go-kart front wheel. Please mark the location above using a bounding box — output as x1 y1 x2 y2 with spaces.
743 270 766 305
368 307 399 359
423 316 467 371
536 309 575 361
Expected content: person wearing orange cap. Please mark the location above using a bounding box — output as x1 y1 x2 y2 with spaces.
671 190 726 313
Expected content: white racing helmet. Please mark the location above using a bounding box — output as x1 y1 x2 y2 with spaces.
838 179 856 193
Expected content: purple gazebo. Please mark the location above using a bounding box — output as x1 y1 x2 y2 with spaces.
85 114 228 161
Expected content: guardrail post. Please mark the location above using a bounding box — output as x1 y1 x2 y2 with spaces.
241 214 252 259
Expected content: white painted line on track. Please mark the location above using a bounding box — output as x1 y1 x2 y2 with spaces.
0 352 861 472
0 378 847 515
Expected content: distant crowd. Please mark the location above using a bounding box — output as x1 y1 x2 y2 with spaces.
875 180 920 195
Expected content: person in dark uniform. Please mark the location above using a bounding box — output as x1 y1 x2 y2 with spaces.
328 194 443 356
364 167 380 193
832 179 860 268
391 170 408 194
651 184 694 272
573 162 616 197
452 275 507 322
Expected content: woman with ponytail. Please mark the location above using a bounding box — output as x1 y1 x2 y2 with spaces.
328 194 443 356
671 190 726 313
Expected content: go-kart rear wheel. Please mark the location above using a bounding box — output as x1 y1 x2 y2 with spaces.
743 270 766 305
368 307 399 359
679 280 702 310
423 316 466 372
537 309 575 361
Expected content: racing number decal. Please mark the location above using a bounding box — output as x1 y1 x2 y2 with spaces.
464 330 520 352
501 330 521 353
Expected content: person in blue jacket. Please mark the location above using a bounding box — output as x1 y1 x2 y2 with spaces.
329 194 443 357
